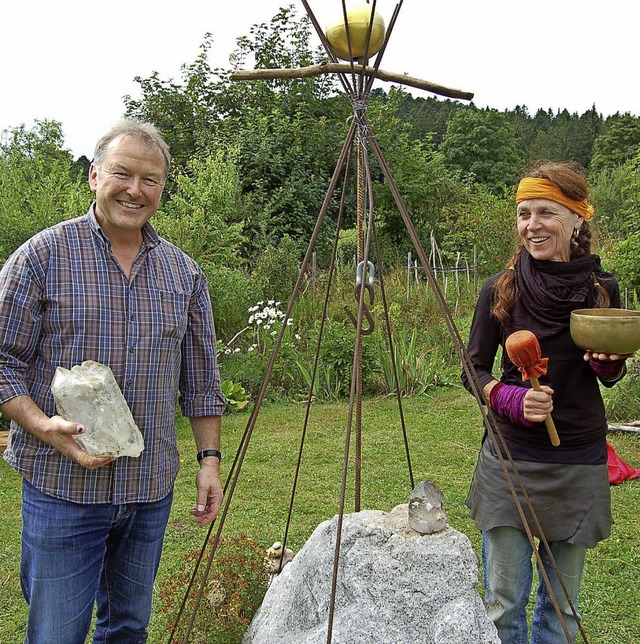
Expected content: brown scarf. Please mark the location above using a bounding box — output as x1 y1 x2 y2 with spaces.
511 251 603 339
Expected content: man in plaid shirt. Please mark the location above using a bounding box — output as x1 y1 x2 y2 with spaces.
0 120 226 642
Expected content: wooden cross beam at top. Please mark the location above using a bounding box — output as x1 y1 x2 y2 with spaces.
231 62 474 102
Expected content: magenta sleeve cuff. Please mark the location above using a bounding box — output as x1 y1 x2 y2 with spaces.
589 358 625 381
489 383 538 428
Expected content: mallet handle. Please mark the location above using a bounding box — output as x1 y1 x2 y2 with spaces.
529 376 561 447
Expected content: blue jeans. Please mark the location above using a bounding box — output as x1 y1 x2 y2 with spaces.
20 480 173 644
482 527 586 644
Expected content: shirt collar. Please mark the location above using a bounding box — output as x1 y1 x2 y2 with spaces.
86 201 162 250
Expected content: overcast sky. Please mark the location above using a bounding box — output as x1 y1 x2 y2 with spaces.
2 0 637 159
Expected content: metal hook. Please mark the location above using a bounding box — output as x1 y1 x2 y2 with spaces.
345 262 375 335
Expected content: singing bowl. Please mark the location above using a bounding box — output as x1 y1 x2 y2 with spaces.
325 4 386 61
570 308 640 354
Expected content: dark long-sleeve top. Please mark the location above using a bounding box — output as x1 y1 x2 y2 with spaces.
462 271 621 465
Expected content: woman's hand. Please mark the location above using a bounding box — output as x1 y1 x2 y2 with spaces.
523 385 553 424
584 351 633 382
584 351 635 362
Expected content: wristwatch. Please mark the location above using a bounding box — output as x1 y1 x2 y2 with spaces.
196 449 223 463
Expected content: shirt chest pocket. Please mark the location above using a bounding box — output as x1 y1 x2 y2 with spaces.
138 290 190 346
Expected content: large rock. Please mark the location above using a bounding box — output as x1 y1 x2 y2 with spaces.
51 360 144 457
244 505 499 644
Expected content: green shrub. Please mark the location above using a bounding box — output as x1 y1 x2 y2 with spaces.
602 356 640 423
206 266 261 341
216 299 303 400
315 318 380 397
601 232 640 298
252 235 301 303
221 379 250 413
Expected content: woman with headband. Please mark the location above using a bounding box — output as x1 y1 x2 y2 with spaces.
462 160 634 642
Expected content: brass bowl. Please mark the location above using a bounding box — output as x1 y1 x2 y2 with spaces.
570 308 640 354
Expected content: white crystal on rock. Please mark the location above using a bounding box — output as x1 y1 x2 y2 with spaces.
51 360 144 457
408 479 447 534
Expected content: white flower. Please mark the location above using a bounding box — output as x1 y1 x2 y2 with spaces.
287 318 293 326
224 349 231 355
248 346 254 352
295 334 301 340
270 331 277 336
268 300 275 305
255 319 263 325
234 348 241 353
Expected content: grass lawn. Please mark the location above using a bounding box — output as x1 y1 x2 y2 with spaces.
1 387 639 642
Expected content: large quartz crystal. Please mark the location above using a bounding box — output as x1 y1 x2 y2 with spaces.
51 360 144 457
408 479 447 534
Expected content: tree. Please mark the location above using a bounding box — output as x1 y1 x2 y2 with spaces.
439 108 523 192
598 152 640 298
124 36 223 175
538 109 591 166
532 108 555 134
125 5 351 260
366 88 463 250
155 148 247 269
577 106 604 168
435 185 517 276
0 120 90 262
590 113 640 174
506 105 537 158
397 94 468 146
590 163 634 239
124 5 339 176
518 106 603 169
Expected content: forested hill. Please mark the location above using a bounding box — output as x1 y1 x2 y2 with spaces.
394 91 640 178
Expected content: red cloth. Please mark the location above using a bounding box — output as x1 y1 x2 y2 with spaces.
607 442 640 485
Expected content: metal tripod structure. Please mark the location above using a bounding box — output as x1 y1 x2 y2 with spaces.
169 2 586 642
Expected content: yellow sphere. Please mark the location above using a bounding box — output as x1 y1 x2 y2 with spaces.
325 4 386 61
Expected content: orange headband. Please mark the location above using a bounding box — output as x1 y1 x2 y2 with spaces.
516 177 594 220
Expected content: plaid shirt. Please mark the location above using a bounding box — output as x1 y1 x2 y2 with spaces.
0 205 226 504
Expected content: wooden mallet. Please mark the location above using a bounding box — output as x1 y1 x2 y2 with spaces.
505 330 560 447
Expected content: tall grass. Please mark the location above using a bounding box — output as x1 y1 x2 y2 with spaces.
216 265 479 402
